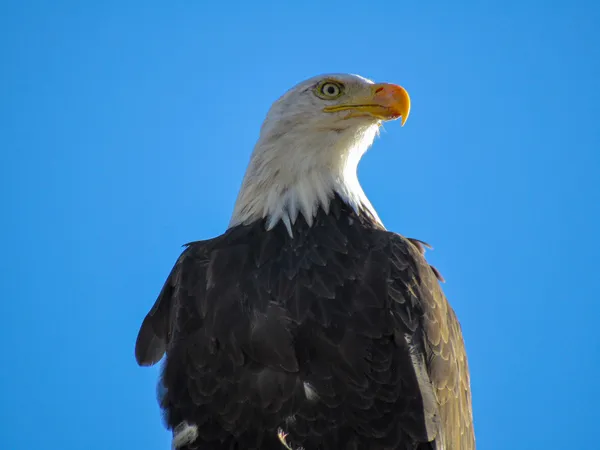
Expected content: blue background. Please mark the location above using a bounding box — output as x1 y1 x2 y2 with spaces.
2 1 599 449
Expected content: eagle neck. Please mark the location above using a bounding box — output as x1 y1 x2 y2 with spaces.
230 167 381 237
229 122 383 237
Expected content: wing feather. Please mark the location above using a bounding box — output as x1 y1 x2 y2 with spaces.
387 233 475 450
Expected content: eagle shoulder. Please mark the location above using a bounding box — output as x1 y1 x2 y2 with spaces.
385 232 475 450
134 239 214 367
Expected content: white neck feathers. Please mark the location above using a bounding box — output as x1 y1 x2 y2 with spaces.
229 122 382 236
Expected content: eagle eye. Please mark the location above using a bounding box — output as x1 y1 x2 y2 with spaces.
315 81 344 100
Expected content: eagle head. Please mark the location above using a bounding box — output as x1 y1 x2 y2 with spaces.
230 74 410 234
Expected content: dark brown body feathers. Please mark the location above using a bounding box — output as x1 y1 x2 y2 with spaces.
135 196 474 450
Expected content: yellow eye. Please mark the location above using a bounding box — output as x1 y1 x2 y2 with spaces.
315 80 344 99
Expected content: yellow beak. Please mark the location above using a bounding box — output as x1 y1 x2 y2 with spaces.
323 83 411 126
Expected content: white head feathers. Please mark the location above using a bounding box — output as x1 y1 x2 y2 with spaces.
229 73 410 236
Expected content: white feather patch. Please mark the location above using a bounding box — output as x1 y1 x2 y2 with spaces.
172 421 198 449
303 382 319 402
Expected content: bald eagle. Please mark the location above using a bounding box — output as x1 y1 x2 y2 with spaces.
135 74 475 450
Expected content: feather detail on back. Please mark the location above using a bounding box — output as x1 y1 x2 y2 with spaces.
135 196 475 450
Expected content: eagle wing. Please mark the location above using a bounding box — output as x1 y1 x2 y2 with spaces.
135 238 215 367
387 233 475 449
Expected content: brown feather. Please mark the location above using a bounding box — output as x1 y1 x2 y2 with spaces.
134 195 475 450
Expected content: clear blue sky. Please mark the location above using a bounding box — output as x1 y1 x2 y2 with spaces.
1 1 599 449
